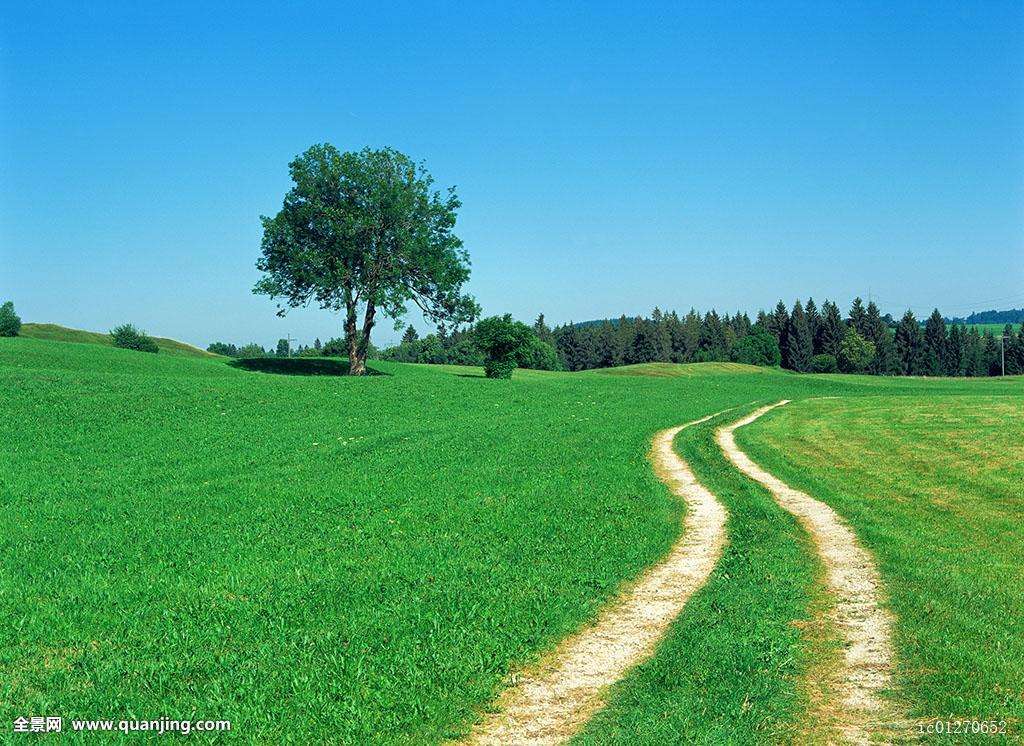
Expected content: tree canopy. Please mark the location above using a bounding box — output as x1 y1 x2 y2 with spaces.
255 144 478 375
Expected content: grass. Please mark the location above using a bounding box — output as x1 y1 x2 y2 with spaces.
20 322 218 358
737 397 1024 735
1 335 1021 742
576 407 836 744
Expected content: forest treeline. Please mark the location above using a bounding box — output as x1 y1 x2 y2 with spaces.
379 298 1024 377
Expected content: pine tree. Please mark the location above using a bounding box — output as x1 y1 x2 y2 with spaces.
922 309 947 376
631 317 659 363
944 324 965 376
698 311 728 361
650 308 672 361
533 313 555 346
963 327 984 377
980 331 999 375
848 297 868 336
805 298 821 353
817 300 845 358
596 320 619 368
894 310 924 375
314 337 322 352
865 302 896 374
616 316 638 364
680 309 701 362
785 300 813 372
665 311 686 362
401 324 419 345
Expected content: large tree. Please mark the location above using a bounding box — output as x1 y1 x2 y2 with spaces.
255 144 478 375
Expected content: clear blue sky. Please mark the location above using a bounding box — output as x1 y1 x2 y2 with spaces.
2 1 1022 348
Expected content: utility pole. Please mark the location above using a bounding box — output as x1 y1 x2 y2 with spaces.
287 333 295 358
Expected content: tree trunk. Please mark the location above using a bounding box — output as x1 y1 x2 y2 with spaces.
345 298 365 376
352 300 377 375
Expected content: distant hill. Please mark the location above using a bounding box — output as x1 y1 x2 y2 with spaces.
20 323 220 358
946 309 1024 325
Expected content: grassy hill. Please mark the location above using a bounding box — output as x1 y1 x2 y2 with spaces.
1 336 1020 742
19 322 219 358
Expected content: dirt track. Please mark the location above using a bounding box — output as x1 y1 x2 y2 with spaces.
717 401 895 744
462 413 728 745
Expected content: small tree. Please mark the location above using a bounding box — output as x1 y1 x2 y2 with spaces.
111 324 159 353
255 144 479 376
474 315 535 379
732 329 781 367
0 301 21 337
276 338 290 358
401 325 419 345
838 328 875 373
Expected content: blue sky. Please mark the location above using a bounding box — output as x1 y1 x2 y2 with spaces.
2 1 1022 348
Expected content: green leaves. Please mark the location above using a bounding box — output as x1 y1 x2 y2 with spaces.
255 145 478 373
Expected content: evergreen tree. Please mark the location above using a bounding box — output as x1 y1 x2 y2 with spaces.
649 308 672 361
596 320 619 368
665 311 686 362
276 338 290 357
314 337 322 352
680 309 701 362
865 302 896 374
401 324 419 345
555 323 584 371
922 309 947 376
1006 324 1024 375
982 331 1001 376
848 297 868 336
944 324 965 376
963 327 984 377
804 298 821 353
533 313 555 346
615 316 638 364
894 310 924 375
631 317 659 363
698 310 728 361
817 300 845 358
785 300 813 372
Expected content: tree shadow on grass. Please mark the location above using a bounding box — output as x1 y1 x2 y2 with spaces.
228 358 388 376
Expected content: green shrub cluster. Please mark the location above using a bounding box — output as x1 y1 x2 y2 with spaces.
110 324 159 353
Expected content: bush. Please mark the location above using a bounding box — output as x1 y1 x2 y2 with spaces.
474 314 535 379
207 341 239 356
483 358 517 379
110 324 159 353
732 329 781 367
516 336 563 371
0 300 21 337
811 353 838 373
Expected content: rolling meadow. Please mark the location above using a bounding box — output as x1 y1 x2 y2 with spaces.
2 334 1021 742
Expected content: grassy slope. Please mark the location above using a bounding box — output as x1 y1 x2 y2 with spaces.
737 397 1024 734
20 322 219 358
1 337 1020 742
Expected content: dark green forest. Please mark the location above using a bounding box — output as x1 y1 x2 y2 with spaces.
378 299 1024 378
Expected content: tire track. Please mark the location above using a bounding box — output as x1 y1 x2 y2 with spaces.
717 401 895 744
461 413 728 745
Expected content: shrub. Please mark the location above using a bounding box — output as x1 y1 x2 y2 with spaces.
473 314 535 379
110 324 159 353
811 353 838 373
207 342 239 357
516 336 563 371
0 300 21 337
732 329 781 367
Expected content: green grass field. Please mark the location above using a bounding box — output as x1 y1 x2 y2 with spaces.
2 335 1020 742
